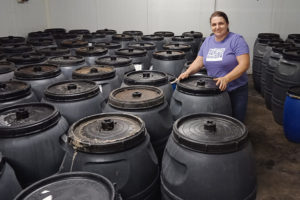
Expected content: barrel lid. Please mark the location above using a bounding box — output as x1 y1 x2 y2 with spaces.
182 31 203 38
95 56 132 67
172 36 194 42
0 36 25 44
52 33 78 40
0 103 61 137
68 29 90 35
112 34 134 41
38 47 71 57
83 32 106 39
95 42 121 49
287 34 300 40
0 44 33 54
128 42 156 50
109 86 164 109
177 76 221 95
96 29 117 35
44 28 66 34
115 48 147 57
0 81 31 102
14 172 117 200
152 50 186 60
288 86 300 97
72 65 116 80
123 30 143 36
14 64 61 80
7 53 46 65
166 73 176 83
154 31 174 37
282 49 300 61
257 33 280 39
48 55 85 66
44 80 99 102
28 31 52 39
163 43 191 52
68 113 146 153
61 39 89 48
124 70 168 86
75 46 108 57
142 35 163 41
27 38 55 46
0 61 16 74
173 113 248 153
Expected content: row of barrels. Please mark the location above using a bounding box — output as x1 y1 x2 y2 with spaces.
1 29 256 200
252 33 300 125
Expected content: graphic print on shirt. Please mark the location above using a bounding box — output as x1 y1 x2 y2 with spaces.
206 48 226 62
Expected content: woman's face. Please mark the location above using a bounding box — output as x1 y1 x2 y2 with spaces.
210 16 229 38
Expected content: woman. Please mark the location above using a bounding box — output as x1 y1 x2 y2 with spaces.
178 11 250 122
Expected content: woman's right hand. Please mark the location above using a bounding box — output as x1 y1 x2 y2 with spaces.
178 71 190 81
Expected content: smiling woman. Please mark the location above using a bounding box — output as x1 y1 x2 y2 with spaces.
178 11 250 122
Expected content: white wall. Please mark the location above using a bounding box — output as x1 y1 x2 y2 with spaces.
1 0 300 73
0 0 47 37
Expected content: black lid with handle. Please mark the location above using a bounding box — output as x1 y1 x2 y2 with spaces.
124 70 168 86
173 113 248 154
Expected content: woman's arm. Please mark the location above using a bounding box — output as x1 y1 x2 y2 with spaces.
178 56 204 80
214 53 250 91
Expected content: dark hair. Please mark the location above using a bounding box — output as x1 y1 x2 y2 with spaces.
210 11 229 24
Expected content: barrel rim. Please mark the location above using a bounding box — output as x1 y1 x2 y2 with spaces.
123 70 169 86
14 172 117 200
172 113 249 154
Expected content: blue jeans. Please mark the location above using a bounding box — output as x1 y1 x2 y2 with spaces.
228 84 248 122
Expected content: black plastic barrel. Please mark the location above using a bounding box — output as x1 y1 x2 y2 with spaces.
112 34 134 49
0 61 16 81
173 34 197 60
154 31 174 45
286 34 300 45
170 76 232 120
104 86 173 161
0 81 38 109
95 42 122 56
272 49 300 125
122 70 173 103
123 30 143 42
27 31 53 40
128 42 156 69
0 152 22 200
142 35 164 50
27 38 57 51
96 56 135 82
0 103 69 187
7 53 47 68
182 31 203 54
152 50 186 77
59 113 160 200
163 43 193 61
75 46 109 66
96 29 117 41
38 46 71 58
83 32 108 43
42 80 105 124
72 65 120 99
0 36 25 45
44 28 66 34
14 172 121 200
161 113 257 200
68 29 90 38
14 64 66 100
52 33 78 47
0 44 34 57
60 39 89 56
115 48 148 70
47 55 86 79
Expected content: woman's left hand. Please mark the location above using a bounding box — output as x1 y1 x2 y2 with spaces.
213 77 229 91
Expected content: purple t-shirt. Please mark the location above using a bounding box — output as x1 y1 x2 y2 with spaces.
198 32 249 91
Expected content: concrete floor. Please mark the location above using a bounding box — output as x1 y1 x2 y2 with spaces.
245 75 300 200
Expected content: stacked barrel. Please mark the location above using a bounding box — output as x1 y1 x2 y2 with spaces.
0 28 258 200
